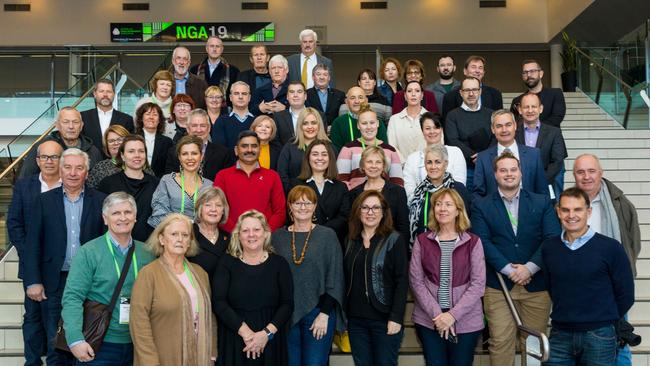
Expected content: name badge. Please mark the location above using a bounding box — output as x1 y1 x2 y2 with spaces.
119 297 131 324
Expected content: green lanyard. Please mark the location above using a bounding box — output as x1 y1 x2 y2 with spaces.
180 173 199 215
359 138 377 150
505 208 518 229
423 191 429 228
183 261 200 313
347 113 355 141
104 232 139 280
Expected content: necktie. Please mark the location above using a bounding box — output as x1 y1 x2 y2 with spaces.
301 56 309 86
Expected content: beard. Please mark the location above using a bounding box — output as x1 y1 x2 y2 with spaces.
438 71 454 80
525 77 541 89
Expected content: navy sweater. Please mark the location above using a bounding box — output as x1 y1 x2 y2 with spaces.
542 233 634 331
211 114 255 150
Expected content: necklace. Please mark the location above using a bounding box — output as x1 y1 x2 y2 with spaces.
240 252 268 265
199 225 218 243
290 224 313 265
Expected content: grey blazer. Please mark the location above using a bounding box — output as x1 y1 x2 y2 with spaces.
287 53 335 88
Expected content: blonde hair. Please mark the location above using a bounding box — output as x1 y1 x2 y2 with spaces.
146 213 199 257
294 107 329 150
194 187 229 225
227 210 274 258
427 188 471 233
250 115 277 142
359 145 390 174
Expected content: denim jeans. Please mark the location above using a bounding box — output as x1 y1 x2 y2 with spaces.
347 317 404 366
615 314 632 366
415 324 480 366
287 307 336 366
545 325 617 366
74 342 133 366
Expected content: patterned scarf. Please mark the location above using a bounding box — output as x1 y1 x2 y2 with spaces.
197 57 231 108
408 172 454 243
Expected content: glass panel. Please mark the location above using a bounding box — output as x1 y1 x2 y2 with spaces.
0 147 13 257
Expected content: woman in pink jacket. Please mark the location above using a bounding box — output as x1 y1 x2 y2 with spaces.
409 188 485 366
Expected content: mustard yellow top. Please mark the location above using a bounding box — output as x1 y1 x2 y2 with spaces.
259 143 271 169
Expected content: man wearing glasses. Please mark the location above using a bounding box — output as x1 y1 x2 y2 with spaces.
7 140 63 366
444 77 494 190
19 107 103 179
510 59 566 128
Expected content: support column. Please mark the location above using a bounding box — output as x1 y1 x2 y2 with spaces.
68 52 83 90
550 43 563 89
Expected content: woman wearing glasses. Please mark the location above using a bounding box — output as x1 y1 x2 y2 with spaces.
148 135 213 228
272 185 344 366
205 86 227 128
87 124 131 188
344 190 408 366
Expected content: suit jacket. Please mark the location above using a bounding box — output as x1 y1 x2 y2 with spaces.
142 132 174 178
515 122 567 183
273 108 328 146
442 84 503 121
472 144 549 199
164 141 233 181
306 87 346 126
287 53 335 88
268 139 283 171
7 174 42 279
471 189 560 291
510 87 566 128
237 69 271 93
250 78 290 116
23 186 106 292
183 73 208 110
81 108 134 155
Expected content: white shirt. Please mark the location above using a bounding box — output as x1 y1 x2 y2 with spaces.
97 108 114 137
588 195 603 233
497 142 520 161
290 107 303 133
300 53 317 89
460 101 481 111
387 107 427 162
39 173 62 193
143 130 156 165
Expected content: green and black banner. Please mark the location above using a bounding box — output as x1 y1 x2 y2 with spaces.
110 22 275 43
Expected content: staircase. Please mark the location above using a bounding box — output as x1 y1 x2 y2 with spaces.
0 91 648 365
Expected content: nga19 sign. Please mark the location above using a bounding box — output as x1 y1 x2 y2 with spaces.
110 22 275 43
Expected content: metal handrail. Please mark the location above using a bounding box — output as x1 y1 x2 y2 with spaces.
496 272 550 363
0 63 120 181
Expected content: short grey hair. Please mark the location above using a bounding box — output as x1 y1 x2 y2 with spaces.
312 63 330 77
188 108 209 124
490 109 515 127
424 144 449 163
230 80 251 92
299 29 318 42
102 192 138 216
172 46 191 60
269 54 288 69
60 148 90 171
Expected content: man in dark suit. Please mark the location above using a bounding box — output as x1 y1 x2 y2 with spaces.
473 109 548 199
7 141 62 366
471 151 561 366
23 148 106 365
287 29 335 89
251 54 291 116
80 79 134 156
306 64 345 127
515 93 567 197
510 59 566 128
237 44 271 94
441 55 503 121
273 81 308 145
172 46 208 109
166 109 232 180
189 36 240 106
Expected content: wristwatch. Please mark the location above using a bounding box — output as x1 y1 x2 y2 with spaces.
263 327 274 340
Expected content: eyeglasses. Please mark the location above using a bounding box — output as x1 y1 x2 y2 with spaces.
522 69 541 76
107 138 124 145
37 154 61 162
406 71 422 75
175 103 192 110
461 88 481 94
206 95 224 100
291 201 314 208
360 205 383 214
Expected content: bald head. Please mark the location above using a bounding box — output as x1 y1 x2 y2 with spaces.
573 154 603 199
36 140 64 178
346 86 366 114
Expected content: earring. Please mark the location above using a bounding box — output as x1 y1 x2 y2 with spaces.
312 213 317 222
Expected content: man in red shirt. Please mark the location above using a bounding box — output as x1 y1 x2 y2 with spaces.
214 130 286 232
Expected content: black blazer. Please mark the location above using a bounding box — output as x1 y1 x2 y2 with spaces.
441 84 503 121
515 122 568 183
139 132 174 178
306 87 346 127
7 174 41 279
250 79 290 116
23 186 106 292
510 87 567 128
268 139 283 171
273 109 328 146
184 73 208 109
237 69 271 93
165 141 233 181
81 108 134 155
289 178 351 244
188 223 229 282
349 181 410 243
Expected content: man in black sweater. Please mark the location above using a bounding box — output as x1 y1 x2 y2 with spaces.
542 187 634 365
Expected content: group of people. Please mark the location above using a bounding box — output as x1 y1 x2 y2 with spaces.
7 30 641 366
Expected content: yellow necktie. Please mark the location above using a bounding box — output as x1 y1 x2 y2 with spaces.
301 56 309 86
